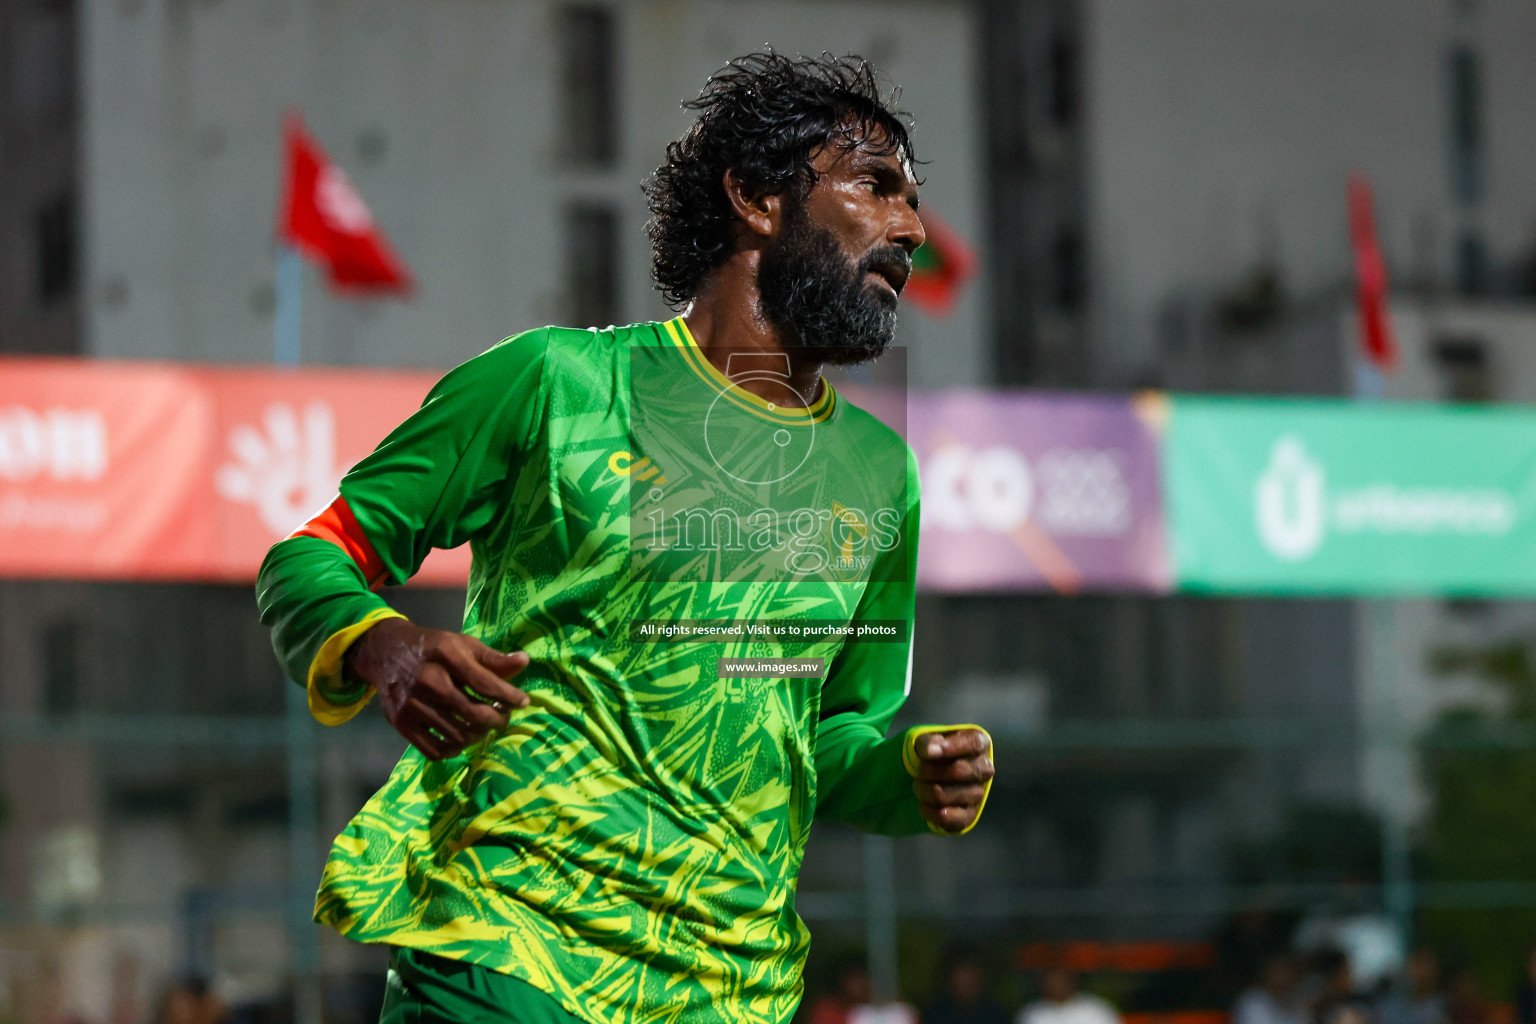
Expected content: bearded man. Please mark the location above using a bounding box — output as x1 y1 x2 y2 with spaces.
257 52 994 1024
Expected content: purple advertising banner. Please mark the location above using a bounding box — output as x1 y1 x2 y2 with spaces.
910 391 1172 593
845 387 1172 593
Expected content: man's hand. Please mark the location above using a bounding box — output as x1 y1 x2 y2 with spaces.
912 729 994 834
344 618 532 760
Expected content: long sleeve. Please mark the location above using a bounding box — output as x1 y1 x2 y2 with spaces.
256 535 401 722
256 328 551 723
812 439 928 834
811 444 994 836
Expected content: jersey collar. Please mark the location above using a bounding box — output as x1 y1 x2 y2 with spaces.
661 317 837 426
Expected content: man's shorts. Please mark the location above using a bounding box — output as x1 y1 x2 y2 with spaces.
380 947 585 1024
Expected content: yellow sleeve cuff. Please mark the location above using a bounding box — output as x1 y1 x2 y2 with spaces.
306 607 407 726
903 723 994 836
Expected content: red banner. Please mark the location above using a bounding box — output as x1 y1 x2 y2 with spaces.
0 359 468 585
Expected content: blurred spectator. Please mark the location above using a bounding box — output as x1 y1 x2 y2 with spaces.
1515 947 1536 1024
1376 950 1448 1024
1445 970 1489 1024
1234 953 1308 1024
155 977 225 1024
1217 908 1303 998
1311 949 1372 1024
921 945 1009 1024
808 957 874 1024
1016 969 1120 1024
851 1001 920 1024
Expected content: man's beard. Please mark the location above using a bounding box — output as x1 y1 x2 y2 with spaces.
758 203 909 366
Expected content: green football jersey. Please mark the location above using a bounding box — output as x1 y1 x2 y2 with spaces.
256 318 987 1024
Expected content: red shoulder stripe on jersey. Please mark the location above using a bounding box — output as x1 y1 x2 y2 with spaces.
290 495 389 589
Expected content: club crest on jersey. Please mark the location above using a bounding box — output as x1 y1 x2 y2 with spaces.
829 501 872 578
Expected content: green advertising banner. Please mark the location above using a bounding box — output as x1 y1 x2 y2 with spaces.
1164 396 1536 595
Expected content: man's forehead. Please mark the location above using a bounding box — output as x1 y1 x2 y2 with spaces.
858 145 918 184
814 130 917 182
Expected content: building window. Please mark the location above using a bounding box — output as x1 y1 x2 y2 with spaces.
43 619 81 716
557 5 618 167
1448 46 1483 205
1433 334 1492 402
36 193 76 305
1444 596 1493 617
1048 34 1079 128
1052 227 1085 311
13 9 76 130
1455 231 1486 296
565 202 619 328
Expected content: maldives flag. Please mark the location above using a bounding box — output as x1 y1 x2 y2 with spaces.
904 209 977 316
279 114 412 293
1347 173 1396 371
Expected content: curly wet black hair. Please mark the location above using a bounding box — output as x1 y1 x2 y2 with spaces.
643 52 919 310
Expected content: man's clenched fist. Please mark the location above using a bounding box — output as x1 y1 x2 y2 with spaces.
344 618 531 760
911 728 994 833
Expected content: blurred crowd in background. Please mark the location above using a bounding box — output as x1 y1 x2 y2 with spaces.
797 933 1536 1024
61 930 1536 1024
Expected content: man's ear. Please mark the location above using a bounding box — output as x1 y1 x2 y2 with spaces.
723 168 778 239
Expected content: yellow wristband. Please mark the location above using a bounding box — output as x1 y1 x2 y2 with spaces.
305 607 407 726
903 723 994 836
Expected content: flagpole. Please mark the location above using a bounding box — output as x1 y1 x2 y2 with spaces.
1348 174 1413 955
274 240 324 1024
274 244 304 367
274 113 407 1024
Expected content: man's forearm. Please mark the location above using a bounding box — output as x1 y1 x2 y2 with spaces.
813 725 928 835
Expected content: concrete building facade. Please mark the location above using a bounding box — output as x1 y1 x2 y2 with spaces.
0 0 81 357
1081 0 1536 386
81 0 986 387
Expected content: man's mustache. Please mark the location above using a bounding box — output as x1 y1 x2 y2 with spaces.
861 247 913 294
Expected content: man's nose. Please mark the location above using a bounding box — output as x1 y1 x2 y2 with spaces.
891 203 926 255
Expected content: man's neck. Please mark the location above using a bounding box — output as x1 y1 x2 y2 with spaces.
681 262 824 408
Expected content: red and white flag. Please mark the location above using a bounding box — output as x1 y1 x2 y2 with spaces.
1347 173 1396 372
279 114 413 293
